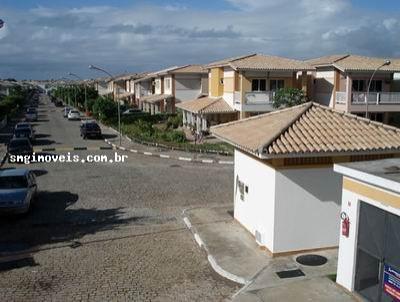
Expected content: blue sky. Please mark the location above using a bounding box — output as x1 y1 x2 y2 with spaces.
0 0 400 79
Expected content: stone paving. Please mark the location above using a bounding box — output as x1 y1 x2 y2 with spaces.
0 95 239 301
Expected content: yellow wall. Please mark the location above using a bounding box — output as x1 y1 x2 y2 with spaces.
210 68 224 97
224 77 234 93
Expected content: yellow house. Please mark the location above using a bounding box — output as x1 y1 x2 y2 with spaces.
178 53 314 133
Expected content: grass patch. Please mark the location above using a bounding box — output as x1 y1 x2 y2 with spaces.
327 274 337 282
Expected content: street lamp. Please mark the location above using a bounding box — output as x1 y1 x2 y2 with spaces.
365 60 391 118
89 64 121 146
69 72 88 114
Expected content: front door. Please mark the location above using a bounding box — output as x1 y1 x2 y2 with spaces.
355 202 400 302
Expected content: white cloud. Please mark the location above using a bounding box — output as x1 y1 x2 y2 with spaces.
0 2 399 79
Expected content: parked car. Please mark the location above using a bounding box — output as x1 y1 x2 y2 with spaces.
15 122 34 133
0 168 37 214
80 121 102 139
7 138 33 158
63 107 71 118
13 128 35 141
122 108 142 116
67 110 80 120
25 108 38 121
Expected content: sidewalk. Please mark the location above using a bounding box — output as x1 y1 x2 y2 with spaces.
100 125 234 165
183 205 358 302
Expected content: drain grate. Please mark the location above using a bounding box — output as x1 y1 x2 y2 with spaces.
296 254 328 266
276 269 305 279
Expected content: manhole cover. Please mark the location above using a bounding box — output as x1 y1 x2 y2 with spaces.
296 254 327 266
276 269 305 279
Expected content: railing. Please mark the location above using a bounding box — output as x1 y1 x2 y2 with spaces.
352 92 400 104
335 91 346 104
244 91 275 104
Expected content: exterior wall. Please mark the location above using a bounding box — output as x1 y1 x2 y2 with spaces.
273 167 342 253
336 177 400 292
313 68 335 107
234 150 277 251
210 68 224 97
201 74 209 95
174 74 202 103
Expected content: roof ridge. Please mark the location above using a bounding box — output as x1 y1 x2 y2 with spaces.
211 102 312 130
312 102 400 132
258 102 313 154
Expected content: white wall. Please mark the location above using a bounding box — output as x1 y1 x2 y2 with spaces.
273 167 342 253
314 70 335 107
336 179 400 291
174 74 202 103
234 150 277 251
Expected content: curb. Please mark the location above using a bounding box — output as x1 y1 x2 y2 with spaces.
104 138 234 165
181 208 249 285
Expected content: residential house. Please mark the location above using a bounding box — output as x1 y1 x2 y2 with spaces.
93 77 111 96
134 65 207 114
211 102 400 255
177 54 314 133
307 54 400 124
334 159 400 301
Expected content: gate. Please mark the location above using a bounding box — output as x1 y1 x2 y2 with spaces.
355 201 400 302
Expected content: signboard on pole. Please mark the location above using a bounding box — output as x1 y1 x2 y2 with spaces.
383 264 400 301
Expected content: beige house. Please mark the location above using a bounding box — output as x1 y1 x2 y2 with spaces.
134 65 208 115
177 53 314 133
307 54 400 124
211 102 400 255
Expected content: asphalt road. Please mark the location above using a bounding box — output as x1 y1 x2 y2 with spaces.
0 95 239 301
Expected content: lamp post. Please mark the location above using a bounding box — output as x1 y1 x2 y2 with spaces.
69 72 88 114
365 60 391 118
88 64 121 146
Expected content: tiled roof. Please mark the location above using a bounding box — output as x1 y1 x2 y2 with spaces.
305 54 350 66
140 94 173 103
307 54 400 72
211 102 400 158
170 65 207 74
176 97 235 114
206 54 256 68
205 53 313 71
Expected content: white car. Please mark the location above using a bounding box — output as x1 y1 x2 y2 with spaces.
67 110 80 120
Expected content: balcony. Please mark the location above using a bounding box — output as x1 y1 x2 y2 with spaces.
352 92 400 104
234 91 275 112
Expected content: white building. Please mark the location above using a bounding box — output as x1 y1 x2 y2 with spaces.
334 159 400 302
212 102 400 255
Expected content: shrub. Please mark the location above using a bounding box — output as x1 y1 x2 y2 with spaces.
92 97 117 122
272 88 308 109
166 113 183 129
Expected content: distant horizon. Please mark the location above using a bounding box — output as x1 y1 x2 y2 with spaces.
1 0 400 79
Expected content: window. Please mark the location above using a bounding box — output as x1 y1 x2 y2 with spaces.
165 78 171 90
369 80 383 92
352 80 365 92
270 79 284 90
251 79 267 91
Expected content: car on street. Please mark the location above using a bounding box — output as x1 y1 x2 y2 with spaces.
0 168 37 214
67 110 80 120
122 108 142 116
25 108 38 121
15 122 34 133
80 120 102 139
63 107 71 118
13 127 35 141
7 138 33 158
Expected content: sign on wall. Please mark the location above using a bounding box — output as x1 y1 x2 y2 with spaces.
383 264 400 301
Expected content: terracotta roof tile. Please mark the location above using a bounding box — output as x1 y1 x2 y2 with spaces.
140 94 173 103
206 54 313 71
211 102 400 158
176 97 235 114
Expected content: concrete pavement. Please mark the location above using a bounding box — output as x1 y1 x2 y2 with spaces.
183 205 358 302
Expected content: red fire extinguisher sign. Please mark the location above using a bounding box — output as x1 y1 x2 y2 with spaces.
341 212 350 238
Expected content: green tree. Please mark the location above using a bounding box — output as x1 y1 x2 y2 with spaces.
92 96 117 122
272 88 308 109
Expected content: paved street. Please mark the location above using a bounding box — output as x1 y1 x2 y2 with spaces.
0 95 239 301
